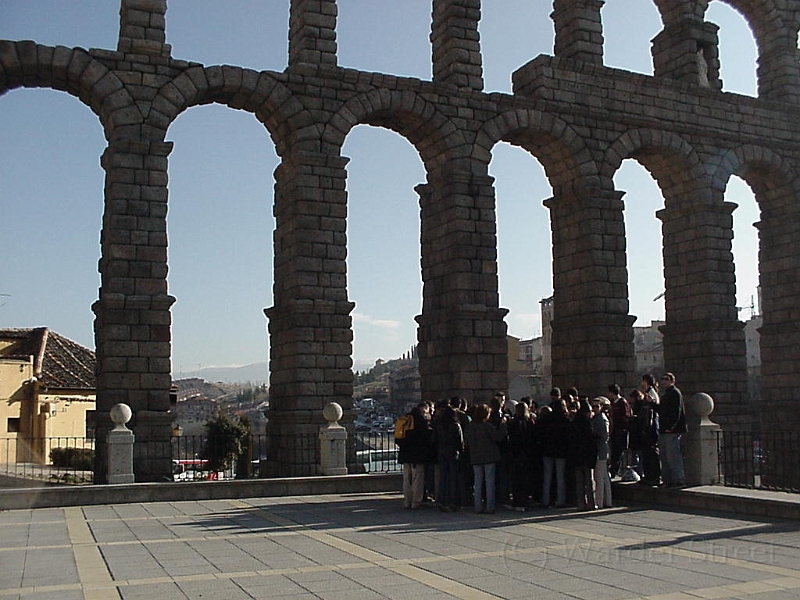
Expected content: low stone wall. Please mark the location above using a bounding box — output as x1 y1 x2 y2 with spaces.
613 482 800 521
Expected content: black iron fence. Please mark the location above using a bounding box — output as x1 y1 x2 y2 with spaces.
1 429 402 487
170 430 401 480
354 430 400 473
0 436 95 486
8 429 800 493
717 430 800 493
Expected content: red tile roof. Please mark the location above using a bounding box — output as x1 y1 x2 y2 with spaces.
0 328 95 390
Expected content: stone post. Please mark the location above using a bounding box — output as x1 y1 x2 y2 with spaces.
682 392 720 486
118 0 171 58
107 403 135 484
757 42 800 103
94 139 176 483
319 402 347 476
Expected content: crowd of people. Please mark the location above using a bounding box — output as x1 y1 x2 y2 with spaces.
396 372 687 513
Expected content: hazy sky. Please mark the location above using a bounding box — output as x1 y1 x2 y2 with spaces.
0 1 761 375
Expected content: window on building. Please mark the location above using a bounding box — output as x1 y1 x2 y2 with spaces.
7 418 20 433
85 410 95 441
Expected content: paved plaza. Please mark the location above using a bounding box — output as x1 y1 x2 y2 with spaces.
1 491 800 600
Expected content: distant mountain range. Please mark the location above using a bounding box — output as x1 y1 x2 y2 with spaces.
174 359 377 384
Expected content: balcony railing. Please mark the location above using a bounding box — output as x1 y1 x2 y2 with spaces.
717 430 800 493
0 436 95 486
0 429 403 488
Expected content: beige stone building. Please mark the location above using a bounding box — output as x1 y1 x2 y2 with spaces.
0 328 96 464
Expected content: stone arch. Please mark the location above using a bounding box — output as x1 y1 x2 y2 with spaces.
603 128 708 202
606 129 749 423
652 0 707 24
476 109 599 195
652 0 791 47
710 144 795 201
324 88 465 173
148 66 313 157
0 41 136 139
708 0 792 55
649 0 797 97
708 144 800 432
705 1 798 99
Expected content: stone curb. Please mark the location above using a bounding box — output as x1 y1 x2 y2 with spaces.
2 476 797 521
613 481 800 521
0 473 402 510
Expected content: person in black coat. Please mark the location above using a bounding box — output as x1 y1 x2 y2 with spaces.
657 372 687 487
568 399 597 510
508 402 536 511
432 405 464 511
539 396 570 507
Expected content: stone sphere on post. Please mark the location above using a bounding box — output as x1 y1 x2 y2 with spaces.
323 402 343 426
110 403 133 430
686 392 715 425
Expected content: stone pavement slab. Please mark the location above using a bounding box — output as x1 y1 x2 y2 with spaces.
1 492 799 599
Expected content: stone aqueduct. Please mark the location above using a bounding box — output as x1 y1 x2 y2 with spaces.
2 0 800 480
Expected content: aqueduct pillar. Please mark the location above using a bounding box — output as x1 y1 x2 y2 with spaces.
416 169 509 405
545 187 635 394
264 150 355 477
93 138 176 483
657 196 748 428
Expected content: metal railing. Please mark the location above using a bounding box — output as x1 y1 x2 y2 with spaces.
1 429 402 487
354 430 400 473
717 430 800 493
0 436 95 486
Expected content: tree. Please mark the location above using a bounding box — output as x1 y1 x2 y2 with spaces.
202 413 251 473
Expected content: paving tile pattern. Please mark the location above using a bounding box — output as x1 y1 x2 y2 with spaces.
1 493 800 599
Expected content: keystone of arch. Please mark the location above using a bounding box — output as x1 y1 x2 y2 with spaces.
0 41 136 139
149 65 312 157
475 109 598 194
323 88 464 171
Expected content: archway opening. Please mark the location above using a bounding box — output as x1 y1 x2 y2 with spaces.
167 104 277 389
479 1 553 93
343 125 425 404
166 1 289 72
614 158 666 377
337 1 431 79
707 1 758 96
601 0 662 75
0 89 106 350
727 174 761 420
491 142 553 400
